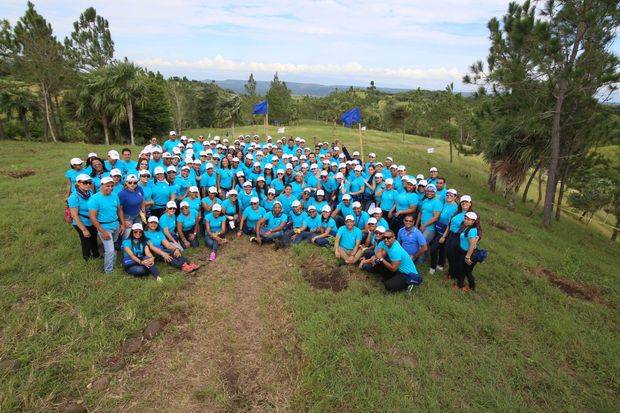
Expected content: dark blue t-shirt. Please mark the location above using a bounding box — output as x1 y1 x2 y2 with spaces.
118 187 144 216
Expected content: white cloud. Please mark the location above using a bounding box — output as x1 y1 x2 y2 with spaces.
137 54 462 81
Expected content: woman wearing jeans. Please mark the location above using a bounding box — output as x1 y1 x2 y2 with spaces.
68 173 99 261
88 176 123 273
118 174 145 239
454 212 479 291
122 223 161 281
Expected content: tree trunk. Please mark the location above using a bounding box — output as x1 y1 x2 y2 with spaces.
19 108 30 139
448 135 453 163
522 159 542 204
102 115 110 145
542 87 565 228
42 84 57 142
0 118 5 140
487 164 497 193
529 166 544 216
54 95 65 140
127 98 135 146
555 162 570 221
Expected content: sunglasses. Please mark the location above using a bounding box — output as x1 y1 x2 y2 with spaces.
384 236 395 240
133 229 143 232
167 207 177 210
81 181 92 185
127 181 138 185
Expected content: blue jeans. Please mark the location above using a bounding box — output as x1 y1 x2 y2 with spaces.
99 228 120 273
205 235 223 251
182 230 200 248
124 262 160 278
259 228 283 243
161 248 187 268
420 228 435 263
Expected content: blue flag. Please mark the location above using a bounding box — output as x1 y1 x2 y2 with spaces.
253 100 269 115
341 107 361 127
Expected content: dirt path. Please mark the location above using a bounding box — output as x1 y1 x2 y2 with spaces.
105 239 302 412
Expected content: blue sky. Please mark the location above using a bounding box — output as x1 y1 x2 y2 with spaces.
1 0 618 96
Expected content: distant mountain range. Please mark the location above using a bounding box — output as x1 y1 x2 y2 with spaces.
205 79 414 97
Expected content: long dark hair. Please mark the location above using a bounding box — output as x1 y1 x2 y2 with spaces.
89 157 108 177
130 229 148 249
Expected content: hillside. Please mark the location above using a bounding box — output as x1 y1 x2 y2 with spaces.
0 121 618 411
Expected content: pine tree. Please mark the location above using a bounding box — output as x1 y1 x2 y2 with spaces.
64 7 114 72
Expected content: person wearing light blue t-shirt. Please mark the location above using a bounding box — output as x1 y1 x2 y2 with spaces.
176 202 200 248
204 204 228 261
417 185 443 241
239 198 266 236
334 216 363 264
430 189 459 273
144 218 196 272
456 212 479 291
256 202 288 244
68 174 99 261
445 195 474 283
88 177 123 273
364 231 422 292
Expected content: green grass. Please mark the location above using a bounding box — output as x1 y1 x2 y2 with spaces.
1 120 618 411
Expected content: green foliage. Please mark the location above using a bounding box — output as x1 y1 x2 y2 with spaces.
132 72 172 142
64 7 114 72
568 176 614 217
266 72 294 124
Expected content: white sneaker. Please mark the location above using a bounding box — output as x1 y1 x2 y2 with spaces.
429 268 435 275
156 276 163 283
437 266 444 272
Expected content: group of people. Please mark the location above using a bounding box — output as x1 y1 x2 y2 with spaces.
65 131 483 292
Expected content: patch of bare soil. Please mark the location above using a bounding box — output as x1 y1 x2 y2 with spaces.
1 169 36 178
534 267 606 304
105 238 301 412
300 252 349 292
488 218 518 233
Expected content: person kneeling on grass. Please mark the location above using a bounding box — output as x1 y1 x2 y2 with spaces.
309 205 338 247
359 230 422 293
255 201 288 245
334 215 363 265
122 223 162 282
144 216 198 273
204 203 228 261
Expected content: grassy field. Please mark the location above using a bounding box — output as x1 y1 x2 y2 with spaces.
0 120 618 411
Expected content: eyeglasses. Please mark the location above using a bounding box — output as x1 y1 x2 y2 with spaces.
81 181 92 185
384 235 394 240
404 219 414 222
127 181 138 185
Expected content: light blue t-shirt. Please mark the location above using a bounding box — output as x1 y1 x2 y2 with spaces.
87 192 120 230
289 210 308 229
460 226 478 251
336 201 354 217
438 202 458 225
420 197 443 231
122 238 146 258
379 240 418 275
264 211 288 230
68 190 93 226
159 213 177 234
177 210 199 232
380 189 398 211
242 206 266 229
304 213 322 231
336 225 363 250
449 212 466 233
321 217 338 235
145 229 166 249
151 181 173 208
205 212 226 233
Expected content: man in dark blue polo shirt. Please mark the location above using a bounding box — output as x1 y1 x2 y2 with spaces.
396 214 427 263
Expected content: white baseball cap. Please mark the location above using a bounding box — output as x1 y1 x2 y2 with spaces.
250 197 259 204
460 195 472 203
291 200 301 207
180 201 189 208
385 178 394 185
342 194 351 200
257 176 265 182
345 214 355 221
212 204 222 212
108 150 120 160
430 167 438 172
206 163 214 169
208 186 218 194
465 211 478 220
397 165 406 171
418 179 428 186
376 226 386 233
125 174 138 182
335 172 344 180
368 217 377 224
166 166 177 173
373 207 383 214
354 165 363 172
320 171 328 177
268 188 276 194
316 189 325 196
169 130 177 136
139 170 151 176
151 147 162 153
131 223 143 231
110 168 122 177
236 171 245 177
369 152 376 158
166 201 177 208
87 152 98 158
243 181 252 187
352 151 360 156
308 205 317 211
189 186 199 193
447 188 458 195
352 201 362 208
416 174 425 180
227 189 238 196
147 216 159 223
70 157 83 165
76 173 91 182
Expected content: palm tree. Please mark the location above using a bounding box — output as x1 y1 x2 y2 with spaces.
0 79 39 139
107 60 146 145
73 68 114 144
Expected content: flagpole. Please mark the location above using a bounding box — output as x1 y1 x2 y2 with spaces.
264 113 268 137
358 122 364 161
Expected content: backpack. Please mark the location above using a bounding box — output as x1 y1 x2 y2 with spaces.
463 226 488 264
